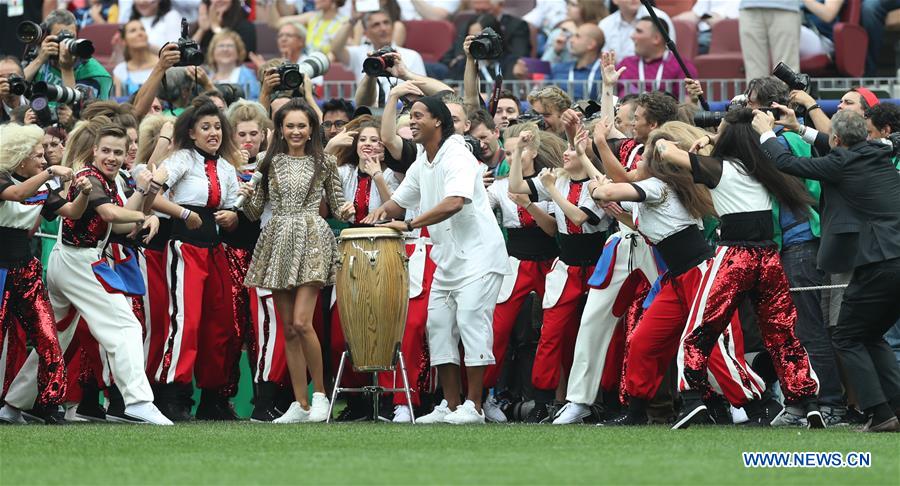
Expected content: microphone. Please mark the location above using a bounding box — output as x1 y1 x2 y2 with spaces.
234 171 263 209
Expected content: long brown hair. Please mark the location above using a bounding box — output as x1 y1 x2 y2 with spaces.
643 121 716 219
334 115 381 167
172 98 240 168
257 99 326 191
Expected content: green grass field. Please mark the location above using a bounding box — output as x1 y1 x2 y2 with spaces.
1 423 897 485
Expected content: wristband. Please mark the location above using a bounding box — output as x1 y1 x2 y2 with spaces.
159 135 171 142
134 185 147 195
180 208 191 220
524 201 533 210
807 104 821 113
46 167 53 177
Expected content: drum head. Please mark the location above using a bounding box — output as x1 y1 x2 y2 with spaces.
339 227 403 240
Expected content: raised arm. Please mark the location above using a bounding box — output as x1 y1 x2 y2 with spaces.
133 44 181 121
538 169 588 227
331 15 359 66
355 74 379 108
381 81 424 159
1 166 72 202
507 130 535 194
462 35 482 113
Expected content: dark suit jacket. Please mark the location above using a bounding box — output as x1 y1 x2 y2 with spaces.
761 135 900 273
440 14 532 80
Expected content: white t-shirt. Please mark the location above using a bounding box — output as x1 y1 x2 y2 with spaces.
118 1 201 23
628 177 700 244
529 174 608 235
390 135 509 290
523 0 568 32
163 149 239 209
140 10 184 52
113 62 153 85
345 43 426 87
692 0 740 32
598 7 675 59
396 0 461 21
487 177 553 228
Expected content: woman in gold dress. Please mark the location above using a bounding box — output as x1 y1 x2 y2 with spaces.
241 99 354 423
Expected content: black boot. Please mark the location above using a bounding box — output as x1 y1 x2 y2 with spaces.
251 381 281 422
525 389 554 424
155 384 193 422
601 398 649 426
75 380 106 422
705 394 733 425
744 395 782 427
23 403 65 424
103 385 127 421
672 391 711 429
336 394 373 422
196 389 239 421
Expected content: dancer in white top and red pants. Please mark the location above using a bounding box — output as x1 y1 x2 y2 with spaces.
509 128 609 423
151 100 241 421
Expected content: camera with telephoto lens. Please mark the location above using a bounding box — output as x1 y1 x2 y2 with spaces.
470 27 503 60
509 110 547 131
16 20 44 44
362 46 396 77
772 62 810 92
175 18 204 67
463 134 487 163
275 52 331 91
29 96 57 127
55 30 94 59
31 81 85 104
693 94 782 128
7 74 29 97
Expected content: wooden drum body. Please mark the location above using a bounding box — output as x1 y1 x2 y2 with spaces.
335 227 409 371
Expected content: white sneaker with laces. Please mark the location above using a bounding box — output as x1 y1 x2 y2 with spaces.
120 402 174 425
274 402 310 424
416 399 451 424
443 400 486 425
483 396 507 423
392 405 412 423
0 405 26 425
307 393 330 422
552 402 591 424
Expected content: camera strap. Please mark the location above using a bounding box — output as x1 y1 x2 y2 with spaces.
488 71 503 117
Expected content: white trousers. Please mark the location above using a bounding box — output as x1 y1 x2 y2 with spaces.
566 230 660 405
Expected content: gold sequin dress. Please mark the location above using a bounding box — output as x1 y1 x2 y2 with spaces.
243 153 346 289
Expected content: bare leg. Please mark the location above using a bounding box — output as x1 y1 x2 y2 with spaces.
292 285 326 395
465 365 486 412
273 289 310 408
437 364 462 410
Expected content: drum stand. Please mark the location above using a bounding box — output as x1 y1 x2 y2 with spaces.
326 349 416 424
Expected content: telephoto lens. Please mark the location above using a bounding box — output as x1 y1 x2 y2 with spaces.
31 81 84 104
693 111 726 128
299 52 330 80
56 31 95 59
16 21 43 44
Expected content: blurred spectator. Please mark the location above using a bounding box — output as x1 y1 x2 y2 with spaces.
275 20 307 63
493 89 520 132
0 56 26 124
113 20 159 97
862 0 900 75
800 0 844 58
349 0 406 47
616 17 696 97
549 23 605 101
332 10 425 94
265 0 348 56
436 0 531 80
839 87 880 115
23 9 113 100
527 85 571 137
322 98 355 141
542 0 608 65
194 0 257 60
523 0 568 37
129 0 183 53
599 0 675 59
469 108 505 173
119 0 203 23
207 29 261 101
739 0 802 81
673 0 739 54
74 0 120 27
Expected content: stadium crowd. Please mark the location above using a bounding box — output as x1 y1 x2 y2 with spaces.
0 0 899 432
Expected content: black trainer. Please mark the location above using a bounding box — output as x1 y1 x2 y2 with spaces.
154 383 193 422
76 381 106 422
524 402 551 424
600 398 649 426
672 392 711 429
195 389 240 421
250 381 282 422
23 404 66 424
105 385 126 418
804 401 826 429
336 394 372 422
744 396 782 427
705 394 733 425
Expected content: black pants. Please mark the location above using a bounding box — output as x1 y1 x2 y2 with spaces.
831 257 900 411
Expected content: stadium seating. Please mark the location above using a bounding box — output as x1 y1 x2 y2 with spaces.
404 20 456 63
79 23 121 71
656 0 696 18
254 22 280 60
673 18 699 61
800 0 868 78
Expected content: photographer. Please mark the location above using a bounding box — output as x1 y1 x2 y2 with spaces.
22 10 112 100
0 56 27 124
353 51 452 108
331 9 425 102
755 107 900 432
442 11 524 81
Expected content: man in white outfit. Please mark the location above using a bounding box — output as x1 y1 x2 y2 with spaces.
365 94 509 425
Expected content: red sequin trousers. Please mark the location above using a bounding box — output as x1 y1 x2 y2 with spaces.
678 245 819 404
0 258 67 405
224 245 257 396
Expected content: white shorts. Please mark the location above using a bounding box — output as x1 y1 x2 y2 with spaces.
426 272 502 367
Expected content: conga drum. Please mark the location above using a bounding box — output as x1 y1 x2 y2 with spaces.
335 227 409 371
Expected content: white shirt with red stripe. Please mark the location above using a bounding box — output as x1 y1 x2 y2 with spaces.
487 177 554 228
163 148 239 209
529 174 608 235
337 164 400 222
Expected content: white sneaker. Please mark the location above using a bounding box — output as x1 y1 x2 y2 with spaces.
307 393 330 422
443 400 486 425
483 396 507 423
416 399 451 424
115 402 174 425
273 402 310 424
552 402 591 424
0 405 26 425
392 405 412 423
64 405 88 422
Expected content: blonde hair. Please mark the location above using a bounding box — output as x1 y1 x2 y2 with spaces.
136 114 176 167
0 124 44 174
503 122 565 174
643 121 716 218
527 86 571 113
62 117 111 173
207 29 247 72
227 100 273 131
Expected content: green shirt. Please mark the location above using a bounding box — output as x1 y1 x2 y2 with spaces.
36 58 112 100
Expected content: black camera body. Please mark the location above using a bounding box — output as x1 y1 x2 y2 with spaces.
772 62 810 92
470 27 503 60
276 63 303 91
362 46 396 77
573 99 602 120
56 30 95 59
692 95 782 128
175 18 203 67
509 110 547 131
463 134 487 163
7 74 29 97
